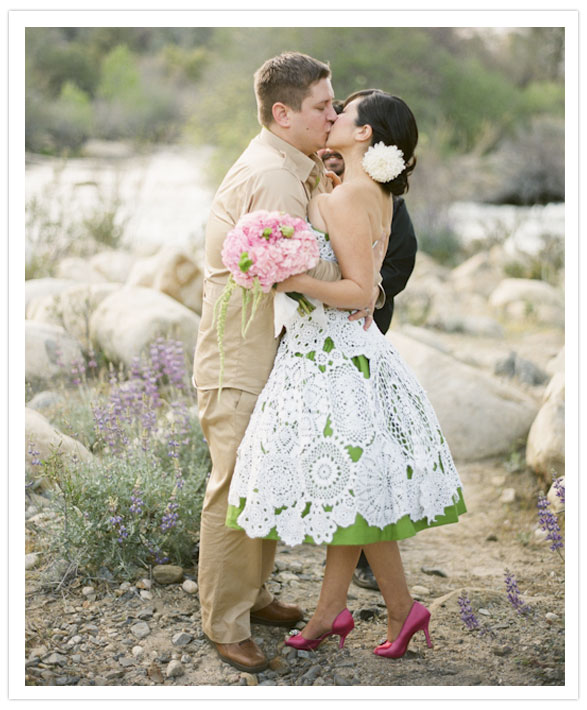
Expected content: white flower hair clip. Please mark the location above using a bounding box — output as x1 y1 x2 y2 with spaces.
362 141 405 183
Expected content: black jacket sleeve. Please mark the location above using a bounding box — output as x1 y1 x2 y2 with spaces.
373 196 418 334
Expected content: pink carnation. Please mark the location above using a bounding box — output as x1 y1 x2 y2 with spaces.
221 210 319 294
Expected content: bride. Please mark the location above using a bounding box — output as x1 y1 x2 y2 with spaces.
226 89 466 657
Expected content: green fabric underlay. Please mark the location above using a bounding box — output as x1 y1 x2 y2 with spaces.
226 488 466 545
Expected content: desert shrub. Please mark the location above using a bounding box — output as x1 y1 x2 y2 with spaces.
34 337 211 580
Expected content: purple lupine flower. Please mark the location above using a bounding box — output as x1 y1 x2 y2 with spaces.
504 570 531 615
552 475 565 506
27 442 42 466
108 514 128 543
537 494 564 553
130 488 144 515
458 592 480 630
130 356 143 381
88 348 97 370
167 437 179 459
147 542 169 565
71 357 86 386
161 500 179 531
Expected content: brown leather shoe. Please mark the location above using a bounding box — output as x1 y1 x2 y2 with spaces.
209 637 268 673
250 599 304 627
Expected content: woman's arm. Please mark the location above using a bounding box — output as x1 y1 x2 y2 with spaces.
276 185 375 310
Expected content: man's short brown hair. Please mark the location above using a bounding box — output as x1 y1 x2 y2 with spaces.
254 52 331 127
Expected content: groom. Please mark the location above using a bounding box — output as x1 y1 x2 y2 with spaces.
192 52 367 673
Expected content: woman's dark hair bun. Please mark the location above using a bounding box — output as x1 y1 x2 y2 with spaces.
344 89 418 195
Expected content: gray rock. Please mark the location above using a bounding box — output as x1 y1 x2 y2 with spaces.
388 331 539 460
25 320 85 387
27 391 63 412
25 408 92 489
127 245 203 315
89 286 200 369
152 565 184 585
182 579 198 595
25 553 40 570
526 372 565 479
495 351 548 386
172 632 193 647
44 652 67 666
130 621 151 640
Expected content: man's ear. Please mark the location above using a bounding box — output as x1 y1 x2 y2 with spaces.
271 102 291 128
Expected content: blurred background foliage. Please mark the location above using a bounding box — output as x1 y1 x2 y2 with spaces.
26 26 565 261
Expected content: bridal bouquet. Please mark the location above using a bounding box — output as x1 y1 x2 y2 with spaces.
214 210 320 389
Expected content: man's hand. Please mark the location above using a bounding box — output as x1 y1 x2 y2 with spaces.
325 170 342 188
347 284 379 331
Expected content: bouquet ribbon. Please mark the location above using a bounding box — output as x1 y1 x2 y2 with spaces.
273 292 327 338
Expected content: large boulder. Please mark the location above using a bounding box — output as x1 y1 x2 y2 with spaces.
25 321 84 387
425 289 504 338
25 278 79 315
388 330 539 460
127 245 203 314
449 251 505 298
526 372 565 479
489 278 564 327
25 407 92 491
89 286 200 368
55 257 109 283
26 282 120 351
90 250 138 283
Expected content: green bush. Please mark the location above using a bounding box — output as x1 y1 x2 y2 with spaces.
35 338 211 580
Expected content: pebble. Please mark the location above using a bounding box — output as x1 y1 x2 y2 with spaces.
172 632 193 647
268 656 289 673
500 488 516 504
491 475 507 487
182 580 198 595
411 585 430 596
354 606 379 621
165 660 184 678
139 590 153 601
478 608 491 616
44 652 67 666
492 645 513 657
181 654 192 664
130 621 151 640
25 553 40 570
545 612 560 624
153 565 184 584
136 578 152 590
132 646 144 658
28 645 48 659
240 672 259 686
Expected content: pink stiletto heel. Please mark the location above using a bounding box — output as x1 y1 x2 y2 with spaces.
374 601 433 658
285 608 354 651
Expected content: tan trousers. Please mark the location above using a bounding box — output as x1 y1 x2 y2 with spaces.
196 387 277 643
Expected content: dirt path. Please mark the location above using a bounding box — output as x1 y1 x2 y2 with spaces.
24 456 564 688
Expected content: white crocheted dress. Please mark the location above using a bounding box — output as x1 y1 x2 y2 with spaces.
226 227 466 547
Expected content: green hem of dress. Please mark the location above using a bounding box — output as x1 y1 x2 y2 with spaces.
226 488 466 545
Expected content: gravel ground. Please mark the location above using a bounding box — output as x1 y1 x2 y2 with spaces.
24 458 565 689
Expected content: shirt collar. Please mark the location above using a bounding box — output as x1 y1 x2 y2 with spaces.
259 127 324 185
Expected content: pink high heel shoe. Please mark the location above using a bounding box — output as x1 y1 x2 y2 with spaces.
285 608 354 651
373 601 433 658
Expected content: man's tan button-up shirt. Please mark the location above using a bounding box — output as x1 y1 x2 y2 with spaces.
193 127 341 395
